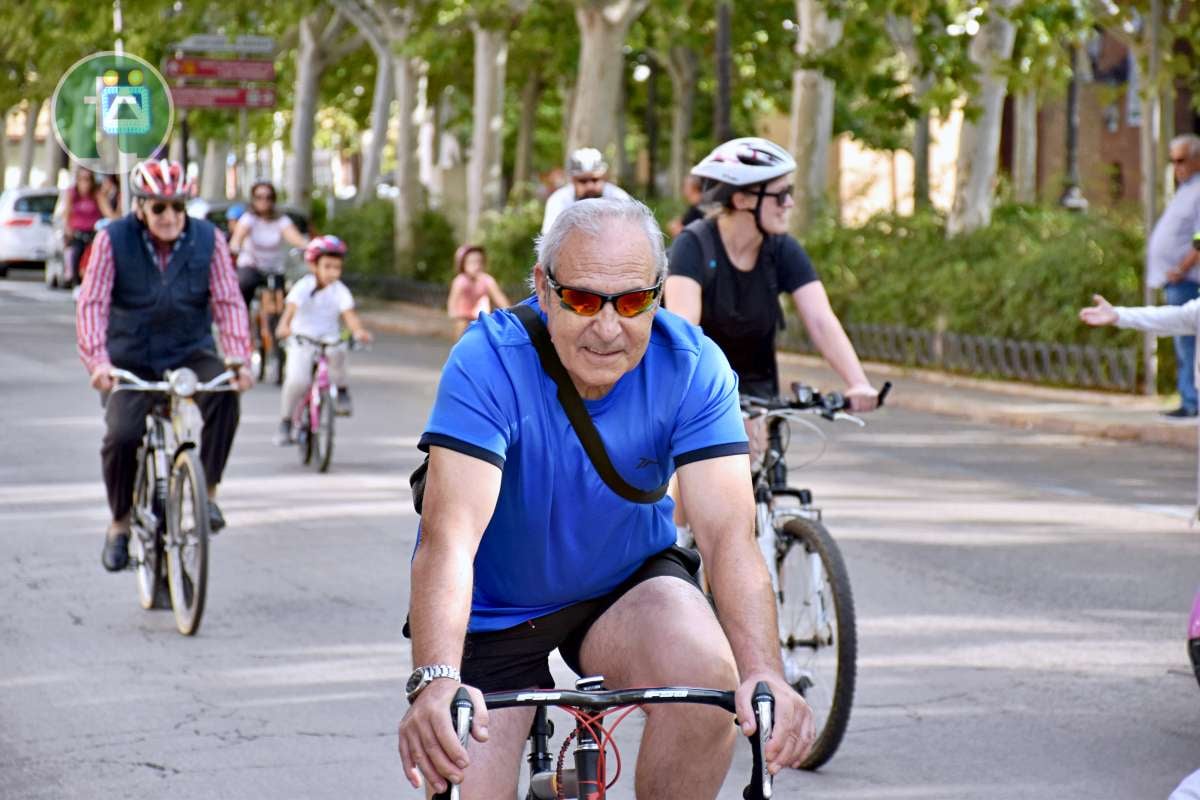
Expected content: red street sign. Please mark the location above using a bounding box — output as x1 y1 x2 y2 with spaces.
170 85 277 109
165 56 275 82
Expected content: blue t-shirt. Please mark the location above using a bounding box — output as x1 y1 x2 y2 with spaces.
418 296 749 632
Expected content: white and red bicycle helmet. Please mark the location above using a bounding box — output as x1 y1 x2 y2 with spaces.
691 137 796 233
304 234 348 263
129 159 194 199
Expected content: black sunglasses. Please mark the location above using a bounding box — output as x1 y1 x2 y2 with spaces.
757 184 793 204
253 192 274 201
148 200 186 215
546 272 662 317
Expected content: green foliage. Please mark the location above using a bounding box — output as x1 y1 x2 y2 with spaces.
477 199 542 287
331 198 458 283
802 204 1145 349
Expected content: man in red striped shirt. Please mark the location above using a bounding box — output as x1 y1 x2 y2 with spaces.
76 159 253 572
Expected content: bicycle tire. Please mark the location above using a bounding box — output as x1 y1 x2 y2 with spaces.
315 390 334 472
165 450 209 636
131 447 169 610
775 516 856 770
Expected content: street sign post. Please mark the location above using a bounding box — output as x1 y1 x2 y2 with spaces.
171 34 274 55
170 86 276 109
165 57 275 82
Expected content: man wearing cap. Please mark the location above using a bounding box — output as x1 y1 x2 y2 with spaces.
540 147 632 234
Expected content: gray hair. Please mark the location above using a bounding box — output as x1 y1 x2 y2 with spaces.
1171 134 1200 160
531 198 667 290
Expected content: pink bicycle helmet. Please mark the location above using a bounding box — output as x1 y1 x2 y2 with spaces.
129 159 194 199
305 234 348 263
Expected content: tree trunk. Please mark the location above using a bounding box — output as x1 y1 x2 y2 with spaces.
666 45 698 200
561 78 574 160
713 1 732 142
18 99 41 187
511 73 541 200
789 0 842 235
567 0 648 158
1013 88 1038 204
0 110 8 192
201 139 228 200
947 0 1018 236
913 112 931 209
44 129 65 188
358 49 394 205
614 68 631 187
289 14 325 213
392 56 419 263
644 58 659 197
467 24 508 237
884 14 931 210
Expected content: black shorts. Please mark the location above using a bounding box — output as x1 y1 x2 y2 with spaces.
459 545 703 694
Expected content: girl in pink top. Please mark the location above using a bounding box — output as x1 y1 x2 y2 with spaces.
61 168 117 285
447 244 510 339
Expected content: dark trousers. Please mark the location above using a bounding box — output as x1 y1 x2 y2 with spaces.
101 351 240 521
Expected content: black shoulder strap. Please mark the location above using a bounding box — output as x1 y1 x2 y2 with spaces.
511 304 668 504
679 218 719 291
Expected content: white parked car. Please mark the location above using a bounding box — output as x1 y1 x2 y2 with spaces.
0 188 59 279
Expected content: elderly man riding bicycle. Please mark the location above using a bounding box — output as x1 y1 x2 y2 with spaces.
398 198 815 798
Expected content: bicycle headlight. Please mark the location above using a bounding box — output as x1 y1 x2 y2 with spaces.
168 368 199 398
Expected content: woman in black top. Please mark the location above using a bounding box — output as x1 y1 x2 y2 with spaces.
665 137 879 410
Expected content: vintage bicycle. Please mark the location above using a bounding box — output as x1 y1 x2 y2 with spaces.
112 364 239 636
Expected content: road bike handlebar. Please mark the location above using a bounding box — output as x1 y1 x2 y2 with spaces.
432 684 776 800
741 381 892 427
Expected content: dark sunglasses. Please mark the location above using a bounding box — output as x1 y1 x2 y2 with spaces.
546 272 662 317
1172 157 1189 165
148 200 186 215
758 184 794 204
253 192 274 201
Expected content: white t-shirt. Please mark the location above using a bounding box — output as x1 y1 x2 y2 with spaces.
286 274 355 340
541 182 632 234
236 213 295 273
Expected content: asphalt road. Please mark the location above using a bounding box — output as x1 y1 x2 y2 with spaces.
1 273 1198 799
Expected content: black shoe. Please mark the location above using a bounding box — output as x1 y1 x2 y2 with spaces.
335 388 353 417
208 501 225 534
1162 406 1199 420
102 532 130 572
273 419 293 446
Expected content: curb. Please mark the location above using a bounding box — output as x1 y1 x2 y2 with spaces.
360 302 1196 451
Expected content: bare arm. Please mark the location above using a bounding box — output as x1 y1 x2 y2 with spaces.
340 308 372 342
792 281 877 410
679 454 815 771
275 302 298 339
664 274 702 325
485 276 510 310
228 219 251 254
96 189 117 220
398 447 500 792
446 278 463 318
282 222 309 250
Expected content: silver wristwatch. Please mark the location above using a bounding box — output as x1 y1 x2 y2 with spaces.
405 664 460 702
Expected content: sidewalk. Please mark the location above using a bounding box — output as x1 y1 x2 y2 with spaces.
359 300 1198 451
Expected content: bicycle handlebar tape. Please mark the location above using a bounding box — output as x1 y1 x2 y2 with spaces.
432 689 475 800
745 681 775 800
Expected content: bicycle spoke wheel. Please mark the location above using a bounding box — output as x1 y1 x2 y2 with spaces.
776 516 856 770
166 450 209 636
131 449 168 610
315 390 334 472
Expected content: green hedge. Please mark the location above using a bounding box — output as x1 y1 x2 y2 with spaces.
325 199 458 283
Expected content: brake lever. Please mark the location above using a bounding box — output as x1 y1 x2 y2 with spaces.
744 681 774 800
432 688 474 800
832 411 866 427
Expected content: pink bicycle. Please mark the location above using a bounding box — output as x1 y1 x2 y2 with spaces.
288 334 361 473
1189 590 1200 688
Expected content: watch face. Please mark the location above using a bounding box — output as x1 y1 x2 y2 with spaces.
406 670 424 696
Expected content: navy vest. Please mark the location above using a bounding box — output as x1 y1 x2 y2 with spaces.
106 213 217 375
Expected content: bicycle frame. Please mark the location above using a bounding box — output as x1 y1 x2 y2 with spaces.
288 335 346 431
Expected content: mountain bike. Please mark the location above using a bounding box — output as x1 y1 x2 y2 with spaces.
740 381 890 770
287 334 363 473
112 364 239 636
432 676 778 800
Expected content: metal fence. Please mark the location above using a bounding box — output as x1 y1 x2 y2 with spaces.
348 274 1140 392
780 321 1138 392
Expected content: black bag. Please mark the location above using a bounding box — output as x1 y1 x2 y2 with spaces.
674 217 786 331
408 304 669 515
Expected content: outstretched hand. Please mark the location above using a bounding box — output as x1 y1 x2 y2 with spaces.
1078 294 1118 327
